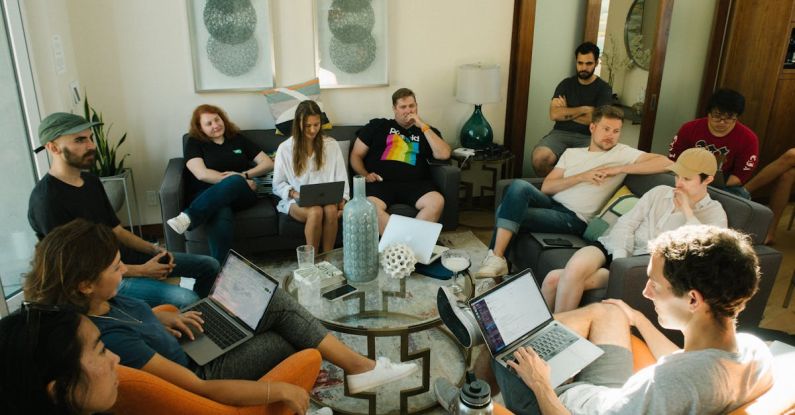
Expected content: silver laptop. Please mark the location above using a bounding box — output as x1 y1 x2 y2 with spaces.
297 181 345 207
180 250 279 366
469 269 604 387
378 215 443 264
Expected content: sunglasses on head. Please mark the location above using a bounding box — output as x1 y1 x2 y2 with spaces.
21 302 77 351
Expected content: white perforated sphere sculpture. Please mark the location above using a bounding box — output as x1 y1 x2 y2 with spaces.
380 243 416 279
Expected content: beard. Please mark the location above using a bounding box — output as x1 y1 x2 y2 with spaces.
63 147 96 170
577 68 595 80
594 139 617 152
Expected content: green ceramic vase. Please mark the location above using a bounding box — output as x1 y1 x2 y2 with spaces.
460 105 493 149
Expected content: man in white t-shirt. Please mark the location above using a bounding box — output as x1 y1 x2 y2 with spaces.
436 226 773 415
476 105 672 278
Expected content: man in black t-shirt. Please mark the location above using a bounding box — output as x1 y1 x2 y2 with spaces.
350 88 452 234
532 42 613 176
28 112 219 308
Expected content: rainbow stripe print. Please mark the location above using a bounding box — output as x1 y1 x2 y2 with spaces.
380 132 419 165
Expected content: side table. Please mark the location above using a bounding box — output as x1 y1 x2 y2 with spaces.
454 151 515 209
99 168 143 236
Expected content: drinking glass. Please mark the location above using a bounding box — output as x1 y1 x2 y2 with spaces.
296 245 315 270
441 249 470 294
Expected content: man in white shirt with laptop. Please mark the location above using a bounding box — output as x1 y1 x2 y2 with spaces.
436 225 773 414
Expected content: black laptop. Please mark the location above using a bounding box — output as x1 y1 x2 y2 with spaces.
297 181 345 207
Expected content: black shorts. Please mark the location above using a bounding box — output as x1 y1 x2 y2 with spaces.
589 240 614 268
366 180 437 207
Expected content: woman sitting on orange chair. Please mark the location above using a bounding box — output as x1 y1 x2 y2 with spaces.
24 219 416 411
0 305 120 415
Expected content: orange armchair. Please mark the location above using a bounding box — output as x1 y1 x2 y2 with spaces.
111 304 322 415
112 348 321 415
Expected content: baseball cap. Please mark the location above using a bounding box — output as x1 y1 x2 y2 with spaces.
35 112 102 153
668 148 718 178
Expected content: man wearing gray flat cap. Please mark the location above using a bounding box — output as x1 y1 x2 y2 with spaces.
28 112 219 308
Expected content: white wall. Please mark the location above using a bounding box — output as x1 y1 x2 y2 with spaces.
650 0 716 155
20 0 82 115
522 0 587 176
23 0 513 225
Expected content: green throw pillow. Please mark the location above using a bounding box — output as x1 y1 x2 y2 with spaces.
582 186 639 242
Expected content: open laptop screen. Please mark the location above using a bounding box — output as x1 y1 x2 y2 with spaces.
210 252 277 330
470 271 552 354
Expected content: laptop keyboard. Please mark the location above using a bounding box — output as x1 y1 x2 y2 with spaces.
502 325 579 363
186 302 247 349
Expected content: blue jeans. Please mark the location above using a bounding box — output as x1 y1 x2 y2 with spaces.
186 175 257 262
491 180 586 248
119 250 220 309
723 185 752 200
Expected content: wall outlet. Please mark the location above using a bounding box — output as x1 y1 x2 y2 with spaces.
146 190 158 207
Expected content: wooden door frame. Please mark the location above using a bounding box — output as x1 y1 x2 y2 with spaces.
503 0 536 177
697 0 732 115
638 0 674 152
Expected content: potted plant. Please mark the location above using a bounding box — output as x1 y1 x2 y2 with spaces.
83 97 129 212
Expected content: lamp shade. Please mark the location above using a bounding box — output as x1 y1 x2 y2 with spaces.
456 64 501 105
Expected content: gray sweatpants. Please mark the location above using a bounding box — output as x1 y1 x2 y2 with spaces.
196 288 329 380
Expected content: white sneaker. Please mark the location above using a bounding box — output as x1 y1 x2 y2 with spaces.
167 212 191 234
346 357 418 394
474 250 508 279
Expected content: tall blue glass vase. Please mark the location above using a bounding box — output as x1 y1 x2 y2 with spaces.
343 176 379 282
460 104 493 149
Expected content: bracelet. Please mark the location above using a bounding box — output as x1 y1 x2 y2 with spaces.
421 124 431 133
244 171 249 179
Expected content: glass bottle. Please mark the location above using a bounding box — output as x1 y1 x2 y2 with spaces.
342 175 379 282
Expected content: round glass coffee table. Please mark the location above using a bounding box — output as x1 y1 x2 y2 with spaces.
285 248 473 414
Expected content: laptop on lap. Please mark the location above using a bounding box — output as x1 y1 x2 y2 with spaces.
180 250 279 366
297 181 345 207
469 269 604 387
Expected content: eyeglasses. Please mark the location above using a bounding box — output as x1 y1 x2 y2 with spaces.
708 111 738 123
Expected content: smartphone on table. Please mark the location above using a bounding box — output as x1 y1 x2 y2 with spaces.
322 284 358 301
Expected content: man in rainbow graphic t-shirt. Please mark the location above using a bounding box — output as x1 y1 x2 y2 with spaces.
350 87 452 234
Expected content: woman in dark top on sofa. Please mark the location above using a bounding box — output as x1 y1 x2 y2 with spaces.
0 306 120 415
25 219 416 411
167 104 274 262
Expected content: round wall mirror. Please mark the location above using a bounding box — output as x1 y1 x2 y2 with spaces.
625 0 654 70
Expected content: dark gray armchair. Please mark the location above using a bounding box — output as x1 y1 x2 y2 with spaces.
495 173 782 342
159 126 460 257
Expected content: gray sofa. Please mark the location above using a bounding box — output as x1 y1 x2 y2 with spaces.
159 126 460 257
495 173 782 342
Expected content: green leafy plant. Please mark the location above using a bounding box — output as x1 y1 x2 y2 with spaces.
83 97 128 177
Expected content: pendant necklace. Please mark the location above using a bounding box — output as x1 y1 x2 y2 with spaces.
89 304 142 324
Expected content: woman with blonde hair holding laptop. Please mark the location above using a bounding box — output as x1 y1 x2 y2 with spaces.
273 100 349 253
